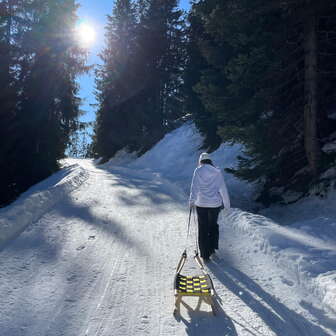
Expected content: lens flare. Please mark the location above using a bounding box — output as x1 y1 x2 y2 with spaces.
76 22 96 47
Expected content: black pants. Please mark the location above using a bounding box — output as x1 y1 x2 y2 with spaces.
196 206 220 259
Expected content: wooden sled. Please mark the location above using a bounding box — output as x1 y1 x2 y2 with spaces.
173 250 216 316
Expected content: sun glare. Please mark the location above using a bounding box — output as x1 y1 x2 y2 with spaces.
76 23 96 47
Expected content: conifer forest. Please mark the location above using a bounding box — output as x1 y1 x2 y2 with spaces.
1 0 336 207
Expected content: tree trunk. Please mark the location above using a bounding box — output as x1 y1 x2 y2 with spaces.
6 0 12 44
5 0 12 76
303 8 320 177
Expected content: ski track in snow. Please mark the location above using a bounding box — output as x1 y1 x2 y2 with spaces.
0 160 335 336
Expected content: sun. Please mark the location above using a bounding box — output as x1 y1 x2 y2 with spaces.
76 22 96 47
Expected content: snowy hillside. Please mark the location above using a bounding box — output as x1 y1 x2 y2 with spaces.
107 122 336 318
0 122 335 335
105 122 255 210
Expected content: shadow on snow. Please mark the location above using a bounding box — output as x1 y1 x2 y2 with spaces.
207 259 333 336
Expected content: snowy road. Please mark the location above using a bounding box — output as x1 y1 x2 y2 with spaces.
0 160 335 335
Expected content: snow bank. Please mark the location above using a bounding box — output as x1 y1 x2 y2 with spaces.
264 191 336 314
322 142 336 153
315 272 336 312
224 206 336 314
102 149 138 167
0 163 89 248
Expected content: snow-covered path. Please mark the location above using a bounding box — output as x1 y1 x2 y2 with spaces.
0 160 335 335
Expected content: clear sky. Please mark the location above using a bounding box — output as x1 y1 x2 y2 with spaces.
77 0 191 124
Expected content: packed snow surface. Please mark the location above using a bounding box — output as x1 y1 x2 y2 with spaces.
0 122 335 335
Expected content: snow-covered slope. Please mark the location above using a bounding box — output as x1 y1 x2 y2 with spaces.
0 162 88 248
0 122 335 335
105 122 255 210
261 191 336 315
105 122 336 319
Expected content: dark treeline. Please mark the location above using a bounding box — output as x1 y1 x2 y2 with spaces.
0 0 87 207
93 0 336 204
2 0 336 207
92 0 185 158
185 0 336 204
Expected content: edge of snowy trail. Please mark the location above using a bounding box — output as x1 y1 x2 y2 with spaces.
223 208 336 315
0 163 89 248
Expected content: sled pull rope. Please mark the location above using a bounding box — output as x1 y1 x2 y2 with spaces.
191 207 206 272
184 207 201 264
185 207 199 254
186 207 192 243
192 207 200 257
175 249 187 274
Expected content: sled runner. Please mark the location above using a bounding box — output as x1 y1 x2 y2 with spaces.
173 209 217 316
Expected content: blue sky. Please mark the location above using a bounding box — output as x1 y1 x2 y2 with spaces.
77 0 191 124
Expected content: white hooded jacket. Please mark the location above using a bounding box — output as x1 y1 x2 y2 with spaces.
189 164 230 208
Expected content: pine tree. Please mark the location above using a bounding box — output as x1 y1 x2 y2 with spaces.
184 0 222 151
94 0 139 160
68 121 93 158
0 0 24 205
280 1 336 178
133 0 185 150
15 0 87 188
93 0 185 160
0 0 87 206
188 0 336 204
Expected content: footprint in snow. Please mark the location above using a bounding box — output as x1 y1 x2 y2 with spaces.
281 276 294 286
88 235 96 240
65 298 77 303
67 274 77 282
76 245 86 251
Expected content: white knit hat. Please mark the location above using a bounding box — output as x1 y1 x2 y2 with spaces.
199 152 211 162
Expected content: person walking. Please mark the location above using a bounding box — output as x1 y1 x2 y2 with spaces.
189 152 230 261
